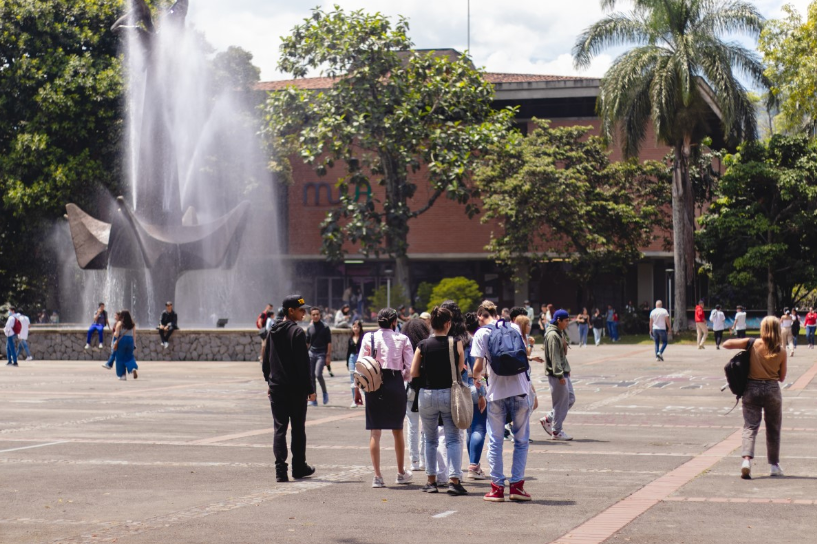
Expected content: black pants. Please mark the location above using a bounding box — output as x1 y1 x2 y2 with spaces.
159 327 175 343
714 330 724 347
270 388 308 472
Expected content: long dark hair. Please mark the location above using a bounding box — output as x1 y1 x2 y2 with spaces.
440 300 469 346
119 309 135 330
402 318 430 350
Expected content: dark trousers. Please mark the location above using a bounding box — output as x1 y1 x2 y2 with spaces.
159 327 175 343
742 380 782 464
270 388 308 472
714 330 724 347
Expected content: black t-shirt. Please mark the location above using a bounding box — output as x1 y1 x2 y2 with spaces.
306 321 332 353
418 336 460 390
591 315 605 328
347 335 361 362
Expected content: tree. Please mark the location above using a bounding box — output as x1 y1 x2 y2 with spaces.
427 277 483 313
0 0 125 309
573 0 768 332
697 135 817 314
212 46 261 92
476 120 670 307
759 1 817 134
263 7 514 297
367 283 410 315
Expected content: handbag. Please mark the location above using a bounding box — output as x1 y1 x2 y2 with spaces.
448 337 474 430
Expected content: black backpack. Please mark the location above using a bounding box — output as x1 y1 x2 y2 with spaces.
723 338 755 412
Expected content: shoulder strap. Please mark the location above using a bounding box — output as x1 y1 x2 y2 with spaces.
371 330 377 358
448 336 461 385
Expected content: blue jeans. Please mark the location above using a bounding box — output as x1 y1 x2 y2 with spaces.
105 337 117 368
653 329 668 355
6 334 18 364
17 338 31 358
348 354 358 399
418 388 463 480
467 402 487 465
807 325 816 347
578 324 589 346
309 351 327 396
486 394 530 486
87 324 104 345
610 322 619 341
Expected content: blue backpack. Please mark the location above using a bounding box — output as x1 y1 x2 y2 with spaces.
485 319 530 377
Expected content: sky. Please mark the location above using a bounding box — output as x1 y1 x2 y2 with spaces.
184 0 813 82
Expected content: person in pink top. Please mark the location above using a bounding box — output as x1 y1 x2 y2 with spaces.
357 308 414 488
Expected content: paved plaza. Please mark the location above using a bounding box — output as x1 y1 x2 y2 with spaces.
2 342 816 544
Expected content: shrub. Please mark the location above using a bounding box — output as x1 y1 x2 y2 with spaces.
415 281 435 311
427 277 482 313
368 283 410 314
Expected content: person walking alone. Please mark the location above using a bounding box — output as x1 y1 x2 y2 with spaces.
591 309 604 346
540 310 576 441
14 309 32 361
576 308 589 348
731 306 747 338
791 309 800 350
306 308 332 406
709 305 726 350
263 295 317 483
4 306 20 366
723 316 787 479
357 308 414 488
780 309 794 357
472 300 532 502
113 310 138 380
695 300 708 349
804 307 817 349
649 301 670 361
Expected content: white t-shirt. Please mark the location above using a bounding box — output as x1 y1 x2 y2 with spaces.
781 315 793 329
650 308 670 330
17 314 30 340
709 310 726 332
734 311 747 330
470 322 529 402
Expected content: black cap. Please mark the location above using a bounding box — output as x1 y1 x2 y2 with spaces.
283 294 308 310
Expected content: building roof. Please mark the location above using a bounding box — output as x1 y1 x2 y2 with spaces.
253 72 594 92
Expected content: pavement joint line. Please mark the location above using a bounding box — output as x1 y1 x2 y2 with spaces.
576 348 654 367
432 510 457 518
549 429 742 544
0 441 67 453
662 497 817 505
47 466 371 543
187 411 366 445
790 361 817 391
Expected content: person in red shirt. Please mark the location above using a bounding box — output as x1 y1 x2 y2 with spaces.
804 307 817 349
695 300 707 350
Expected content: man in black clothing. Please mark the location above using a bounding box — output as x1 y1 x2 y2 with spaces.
158 301 178 349
305 307 332 405
263 294 317 482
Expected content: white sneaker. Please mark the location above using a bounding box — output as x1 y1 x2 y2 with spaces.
102 363 112 369
372 476 385 488
468 464 487 480
98 343 104 349
540 412 553 436
770 464 784 477
84 344 90 350
118 376 127 381
26 356 33 361
410 461 422 472
163 342 169 349
349 402 358 409
396 470 413 484
741 459 751 479
552 431 573 441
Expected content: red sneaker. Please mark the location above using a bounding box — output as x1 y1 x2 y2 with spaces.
509 480 531 501
483 482 505 502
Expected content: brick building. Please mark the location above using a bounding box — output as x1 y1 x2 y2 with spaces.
255 51 721 315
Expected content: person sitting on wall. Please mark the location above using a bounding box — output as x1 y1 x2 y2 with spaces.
334 304 351 328
158 301 178 349
85 303 110 350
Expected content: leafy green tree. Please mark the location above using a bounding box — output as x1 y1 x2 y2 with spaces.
0 0 125 308
367 283 410 315
426 277 482 313
475 120 670 307
263 7 514 297
212 46 261 93
573 0 768 331
759 2 817 134
697 135 817 314
415 281 435 312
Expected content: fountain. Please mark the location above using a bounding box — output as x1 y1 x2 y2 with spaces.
64 0 281 326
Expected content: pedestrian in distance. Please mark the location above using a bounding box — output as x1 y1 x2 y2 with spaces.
346 319 364 408
471 300 532 502
591 308 605 346
731 305 747 338
695 299 708 349
709 305 726 350
723 316 787 479
540 310 575 441
262 294 317 483
791 308 800 350
410 306 468 496
14 309 33 361
463 311 488 481
85 302 110 350
3 306 20 366
113 310 139 380
102 311 121 370
649 301 670 361
576 307 590 347
357 308 414 489
780 309 794 357
804 307 817 349
157 301 178 349
402 317 431 471
306 307 332 406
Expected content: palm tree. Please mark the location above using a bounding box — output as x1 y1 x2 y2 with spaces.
573 0 768 332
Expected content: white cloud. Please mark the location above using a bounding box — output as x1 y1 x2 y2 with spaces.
182 0 803 81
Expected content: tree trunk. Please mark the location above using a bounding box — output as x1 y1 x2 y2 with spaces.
395 254 411 308
670 141 694 334
767 263 776 316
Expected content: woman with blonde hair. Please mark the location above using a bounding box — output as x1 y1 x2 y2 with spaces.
723 316 787 479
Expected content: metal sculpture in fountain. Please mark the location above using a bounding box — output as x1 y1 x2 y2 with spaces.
65 0 250 321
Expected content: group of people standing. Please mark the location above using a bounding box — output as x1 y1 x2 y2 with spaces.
263 294 579 502
3 306 32 365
